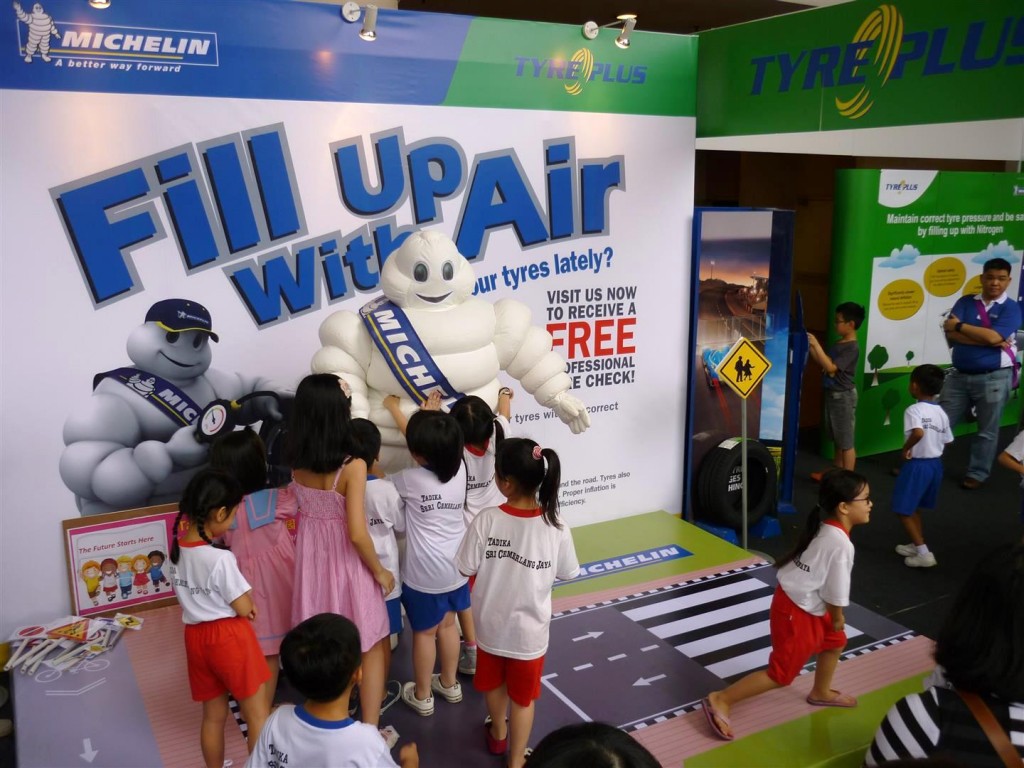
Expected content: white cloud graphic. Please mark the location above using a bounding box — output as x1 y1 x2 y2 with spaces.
878 244 920 269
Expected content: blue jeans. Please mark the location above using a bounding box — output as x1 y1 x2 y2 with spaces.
939 367 1013 482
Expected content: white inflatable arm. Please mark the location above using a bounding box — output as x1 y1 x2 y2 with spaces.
312 310 374 418
493 299 590 434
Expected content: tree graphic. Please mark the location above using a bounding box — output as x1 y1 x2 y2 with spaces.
867 344 889 387
905 350 915 368
881 387 901 426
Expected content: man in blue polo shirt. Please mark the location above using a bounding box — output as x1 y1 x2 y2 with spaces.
941 258 1023 489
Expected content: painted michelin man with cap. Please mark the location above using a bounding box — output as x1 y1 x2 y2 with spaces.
312 229 590 471
60 299 286 516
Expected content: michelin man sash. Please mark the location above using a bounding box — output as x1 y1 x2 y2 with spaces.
92 367 203 427
359 297 466 404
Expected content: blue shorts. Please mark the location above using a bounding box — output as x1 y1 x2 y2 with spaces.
386 597 403 636
401 582 470 632
892 457 943 515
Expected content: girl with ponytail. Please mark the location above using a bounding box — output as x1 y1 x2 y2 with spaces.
702 469 872 741
168 469 269 767
455 438 581 768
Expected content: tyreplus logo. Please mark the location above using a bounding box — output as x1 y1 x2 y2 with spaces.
514 54 647 97
885 180 919 193
749 6 1024 120
12 3 218 70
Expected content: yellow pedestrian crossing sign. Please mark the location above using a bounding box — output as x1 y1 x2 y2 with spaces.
715 337 771 399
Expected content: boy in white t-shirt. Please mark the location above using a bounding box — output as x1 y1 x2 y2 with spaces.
892 365 953 568
247 613 418 768
350 418 406 713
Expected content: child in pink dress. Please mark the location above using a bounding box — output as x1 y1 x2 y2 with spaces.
285 373 395 729
212 427 297 711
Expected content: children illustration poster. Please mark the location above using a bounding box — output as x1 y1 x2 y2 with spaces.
831 169 1024 456
0 1 697 639
63 505 178 617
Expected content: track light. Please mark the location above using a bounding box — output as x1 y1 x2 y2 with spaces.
342 2 378 41
582 14 638 48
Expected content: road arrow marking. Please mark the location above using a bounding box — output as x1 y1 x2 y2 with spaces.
633 674 667 687
572 631 603 642
80 738 98 763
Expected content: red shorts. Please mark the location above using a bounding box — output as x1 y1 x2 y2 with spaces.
184 616 269 702
766 585 846 686
473 647 545 707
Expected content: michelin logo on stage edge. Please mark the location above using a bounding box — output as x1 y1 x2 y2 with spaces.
13 3 218 68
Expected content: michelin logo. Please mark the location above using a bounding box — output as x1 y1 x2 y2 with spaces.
13 6 219 68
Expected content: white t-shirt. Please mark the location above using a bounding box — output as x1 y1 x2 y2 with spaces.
246 705 398 768
904 400 952 458
391 463 468 594
1002 429 1024 489
455 504 580 659
365 476 404 600
169 541 252 624
463 414 511 526
776 521 853 616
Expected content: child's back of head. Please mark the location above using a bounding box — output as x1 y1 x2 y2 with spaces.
406 410 464 483
911 364 945 399
495 437 563 527
349 418 382 470
451 395 504 448
281 612 361 703
285 373 353 473
210 427 267 495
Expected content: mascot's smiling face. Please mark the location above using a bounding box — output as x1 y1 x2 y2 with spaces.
126 323 213 381
380 230 475 310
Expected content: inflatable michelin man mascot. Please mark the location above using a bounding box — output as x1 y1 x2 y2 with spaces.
312 230 590 471
61 299 288 516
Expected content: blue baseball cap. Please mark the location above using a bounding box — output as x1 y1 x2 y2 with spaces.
145 299 219 342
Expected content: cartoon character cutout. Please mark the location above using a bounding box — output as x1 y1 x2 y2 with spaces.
131 554 150 595
148 550 169 592
116 555 133 599
80 560 101 607
60 298 288 516
13 2 59 63
100 558 118 603
312 230 590 471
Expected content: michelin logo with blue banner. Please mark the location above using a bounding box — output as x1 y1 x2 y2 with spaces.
14 2 218 70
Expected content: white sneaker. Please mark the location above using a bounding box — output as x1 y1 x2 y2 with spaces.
401 682 434 716
458 645 477 675
379 725 399 749
895 543 918 557
905 552 937 568
430 673 463 703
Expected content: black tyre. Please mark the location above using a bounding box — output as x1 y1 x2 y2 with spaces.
696 438 777 530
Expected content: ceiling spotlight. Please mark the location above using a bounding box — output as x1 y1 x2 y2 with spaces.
342 2 379 42
582 15 638 48
88 0 111 7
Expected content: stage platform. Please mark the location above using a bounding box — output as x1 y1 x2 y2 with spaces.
12 511 934 767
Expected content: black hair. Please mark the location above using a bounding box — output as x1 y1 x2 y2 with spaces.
348 418 382 470
528 722 660 768
170 469 243 564
406 410 464 483
284 373 352 474
450 395 505 448
835 301 866 329
494 437 562 528
910 364 945 398
934 543 1024 700
775 469 866 570
148 550 165 563
280 613 362 703
983 257 1012 274
210 427 267 495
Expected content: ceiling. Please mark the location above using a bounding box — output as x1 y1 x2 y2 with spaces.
393 0 852 35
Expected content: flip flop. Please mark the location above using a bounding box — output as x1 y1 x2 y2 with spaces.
806 690 857 708
701 696 734 741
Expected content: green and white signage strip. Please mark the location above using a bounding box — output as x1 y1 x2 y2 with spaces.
697 0 1024 138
